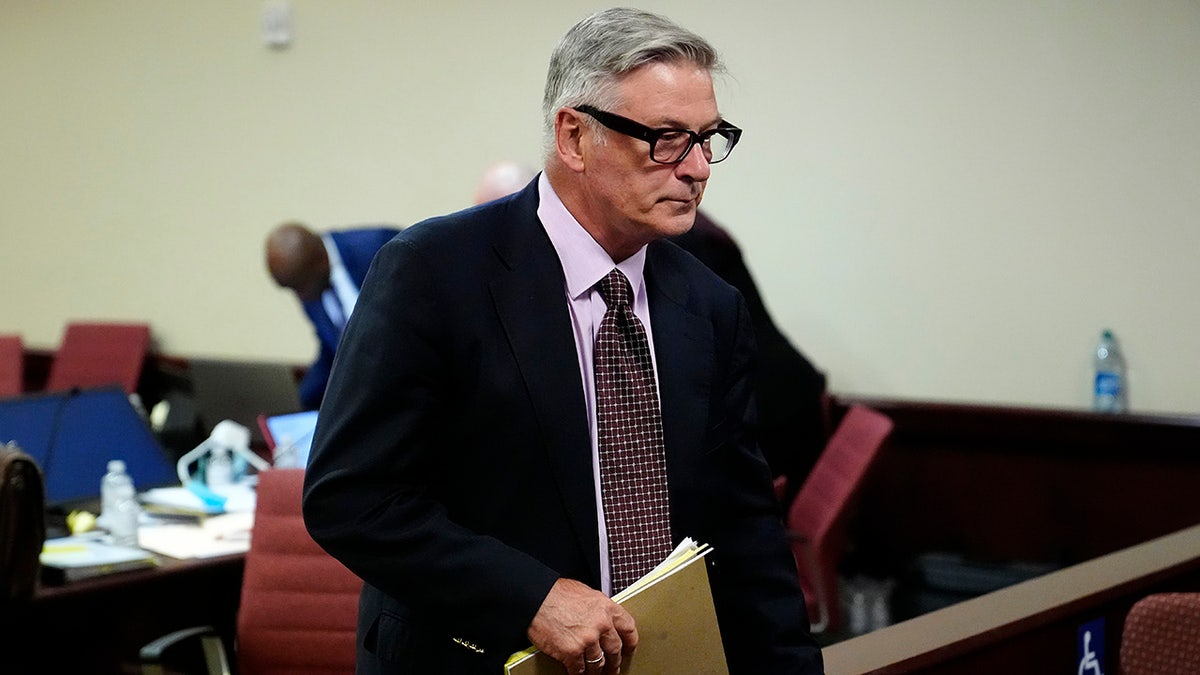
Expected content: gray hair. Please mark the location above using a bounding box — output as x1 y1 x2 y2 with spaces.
541 8 724 156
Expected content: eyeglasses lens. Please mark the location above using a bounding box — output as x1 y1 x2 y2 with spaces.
652 130 735 164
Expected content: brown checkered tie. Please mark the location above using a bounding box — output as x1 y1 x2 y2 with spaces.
594 269 673 593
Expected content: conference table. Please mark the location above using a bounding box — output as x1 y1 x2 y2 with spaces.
4 552 244 674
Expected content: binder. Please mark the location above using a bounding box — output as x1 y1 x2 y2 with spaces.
40 537 159 584
505 539 728 675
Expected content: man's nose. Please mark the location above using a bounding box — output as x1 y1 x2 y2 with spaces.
674 142 712 182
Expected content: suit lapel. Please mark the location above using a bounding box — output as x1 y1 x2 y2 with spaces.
488 190 602 584
646 246 713 498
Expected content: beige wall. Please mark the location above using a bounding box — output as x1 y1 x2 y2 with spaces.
2 1 1198 413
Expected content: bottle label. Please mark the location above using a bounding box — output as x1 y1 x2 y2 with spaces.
1095 372 1121 397
1095 371 1124 412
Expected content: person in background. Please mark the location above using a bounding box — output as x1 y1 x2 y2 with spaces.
476 166 829 495
473 160 536 205
671 211 828 497
304 8 823 674
264 221 399 409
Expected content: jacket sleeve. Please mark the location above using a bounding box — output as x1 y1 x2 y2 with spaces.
705 293 826 675
301 236 560 656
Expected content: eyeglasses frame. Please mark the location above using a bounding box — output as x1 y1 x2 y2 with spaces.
573 105 742 165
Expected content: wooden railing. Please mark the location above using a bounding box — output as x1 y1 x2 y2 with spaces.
823 523 1200 674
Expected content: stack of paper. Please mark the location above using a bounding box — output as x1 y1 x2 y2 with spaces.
141 483 257 518
140 486 226 523
505 538 728 675
137 511 254 559
40 537 159 584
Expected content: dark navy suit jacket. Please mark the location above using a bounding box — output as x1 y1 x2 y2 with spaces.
298 227 400 409
303 183 823 674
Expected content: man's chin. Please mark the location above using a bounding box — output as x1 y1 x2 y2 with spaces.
654 200 698 234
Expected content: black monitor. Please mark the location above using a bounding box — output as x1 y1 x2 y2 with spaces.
188 359 303 446
0 386 180 506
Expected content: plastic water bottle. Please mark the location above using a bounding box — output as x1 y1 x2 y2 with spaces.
101 459 140 547
98 459 126 529
1093 329 1127 413
205 446 235 488
847 588 871 636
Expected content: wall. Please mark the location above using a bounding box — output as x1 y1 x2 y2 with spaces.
2 1 1198 413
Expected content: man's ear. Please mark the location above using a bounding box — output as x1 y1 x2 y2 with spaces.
554 108 587 173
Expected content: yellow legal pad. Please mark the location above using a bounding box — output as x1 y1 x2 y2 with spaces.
504 538 728 675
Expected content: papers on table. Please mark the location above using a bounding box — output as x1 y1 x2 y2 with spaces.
129 483 256 559
40 536 159 584
137 511 254 559
39 484 257 585
141 482 257 518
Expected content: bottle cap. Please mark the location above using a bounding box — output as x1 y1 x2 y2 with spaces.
107 459 126 473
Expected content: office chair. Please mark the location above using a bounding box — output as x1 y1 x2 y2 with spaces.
140 468 362 675
45 321 151 394
784 404 893 634
1120 592 1200 675
0 334 22 397
0 442 46 606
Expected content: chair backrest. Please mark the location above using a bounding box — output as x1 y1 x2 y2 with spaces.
788 404 894 542
786 404 893 632
1120 592 1200 675
0 443 46 606
237 468 361 675
0 335 22 397
45 322 151 394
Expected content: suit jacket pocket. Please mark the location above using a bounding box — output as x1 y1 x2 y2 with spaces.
365 608 413 663
363 602 500 674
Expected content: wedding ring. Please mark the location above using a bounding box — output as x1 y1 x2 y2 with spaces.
585 654 606 665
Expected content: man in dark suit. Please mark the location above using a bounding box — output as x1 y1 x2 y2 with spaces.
265 222 399 409
477 167 830 493
303 8 823 675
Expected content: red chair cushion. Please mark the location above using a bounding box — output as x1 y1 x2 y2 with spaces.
1121 592 1200 675
237 469 361 675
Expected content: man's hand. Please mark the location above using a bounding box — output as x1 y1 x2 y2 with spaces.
527 578 638 674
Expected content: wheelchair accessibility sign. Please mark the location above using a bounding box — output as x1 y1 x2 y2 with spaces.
1077 617 1105 675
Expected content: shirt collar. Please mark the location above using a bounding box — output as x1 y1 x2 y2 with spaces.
537 173 648 301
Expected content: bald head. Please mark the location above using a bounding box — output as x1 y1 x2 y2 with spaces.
474 161 536 205
265 222 330 302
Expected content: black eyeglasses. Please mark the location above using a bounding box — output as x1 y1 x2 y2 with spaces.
574 105 742 165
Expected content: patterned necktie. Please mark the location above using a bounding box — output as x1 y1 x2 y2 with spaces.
594 269 673 593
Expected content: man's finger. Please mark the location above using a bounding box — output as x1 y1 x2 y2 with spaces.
583 650 606 673
613 606 639 653
598 628 624 673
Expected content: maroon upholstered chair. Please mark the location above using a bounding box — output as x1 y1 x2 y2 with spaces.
784 404 893 633
0 335 22 397
237 468 361 674
1120 592 1200 675
45 322 151 394
141 469 361 675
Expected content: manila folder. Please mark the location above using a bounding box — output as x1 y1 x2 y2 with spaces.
504 552 728 675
